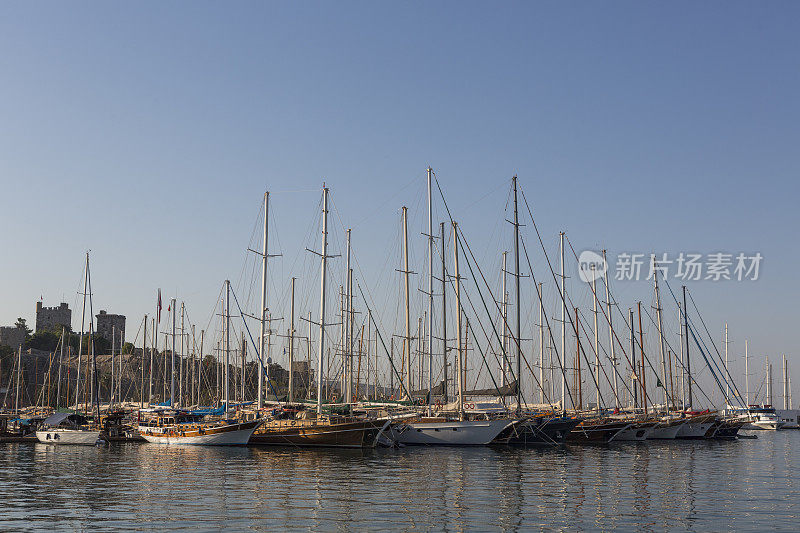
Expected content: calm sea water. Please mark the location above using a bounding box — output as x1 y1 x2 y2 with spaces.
1 431 798 531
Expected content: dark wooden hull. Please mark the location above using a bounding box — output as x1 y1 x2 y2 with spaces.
249 418 385 448
0 433 38 443
499 416 582 445
712 419 746 439
566 419 630 443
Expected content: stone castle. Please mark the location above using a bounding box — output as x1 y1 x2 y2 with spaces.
96 310 126 343
35 301 71 332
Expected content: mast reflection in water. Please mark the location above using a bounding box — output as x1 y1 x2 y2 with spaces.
2 433 799 530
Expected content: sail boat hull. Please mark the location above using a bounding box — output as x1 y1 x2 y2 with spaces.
249 418 386 448
566 419 630 443
498 416 582 445
613 421 657 441
36 429 101 445
648 419 685 439
391 418 516 446
675 415 717 439
139 420 261 446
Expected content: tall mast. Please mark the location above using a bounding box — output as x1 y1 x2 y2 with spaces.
602 250 619 410
57 327 65 409
117 327 122 404
575 307 581 410
171 297 176 407
744 339 749 405
345 229 352 403
724 323 729 405
592 269 600 410
653 262 668 411
512 176 522 410
288 277 296 403
441 222 448 404
766 356 772 405
629 308 637 410
427 167 434 414
453 221 464 418
87 256 99 420
199 329 204 404
348 267 354 403
149 317 155 404
402 206 412 397
538 282 544 405
637 301 647 415
111 325 116 408
75 252 89 409
339 286 345 398
190 325 196 405
240 332 246 402
258 192 269 410
152 291 159 405
180 302 185 405
14 345 22 415
559 231 567 409
225 280 231 411
783 354 788 410
316 187 330 416
678 305 685 409
682 286 693 408
140 317 147 408
501 251 508 389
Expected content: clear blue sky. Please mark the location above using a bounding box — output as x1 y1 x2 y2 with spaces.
1 2 798 403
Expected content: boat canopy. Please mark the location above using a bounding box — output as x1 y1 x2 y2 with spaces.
42 412 88 427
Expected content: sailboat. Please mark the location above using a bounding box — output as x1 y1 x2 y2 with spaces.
138 281 263 445
137 407 261 445
36 412 101 445
36 252 102 446
246 188 393 448
391 174 520 446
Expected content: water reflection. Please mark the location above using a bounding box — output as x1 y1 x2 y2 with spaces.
0 434 798 531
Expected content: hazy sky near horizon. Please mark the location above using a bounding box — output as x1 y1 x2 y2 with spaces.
1 2 798 400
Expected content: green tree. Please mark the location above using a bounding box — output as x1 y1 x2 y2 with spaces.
27 330 61 351
14 317 32 338
0 344 14 383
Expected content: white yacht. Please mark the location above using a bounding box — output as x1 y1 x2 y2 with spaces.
740 405 786 430
36 413 101 445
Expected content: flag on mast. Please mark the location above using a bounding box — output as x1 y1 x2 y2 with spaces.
157 289 162 323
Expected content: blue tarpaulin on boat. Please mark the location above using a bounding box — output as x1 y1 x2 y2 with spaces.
189 406 225 416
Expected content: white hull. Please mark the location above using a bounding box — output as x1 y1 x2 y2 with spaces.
138 425 257 445
648 421 685 439
614 425 654 441
36 429 101 445
391 418 515 445
675 421 715 439
743 421 786 431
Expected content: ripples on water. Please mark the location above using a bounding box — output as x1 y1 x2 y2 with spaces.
1 432 798 531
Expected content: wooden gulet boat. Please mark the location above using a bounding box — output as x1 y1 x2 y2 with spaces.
138 409 261 446
566 418 630 443
249 413 390 448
